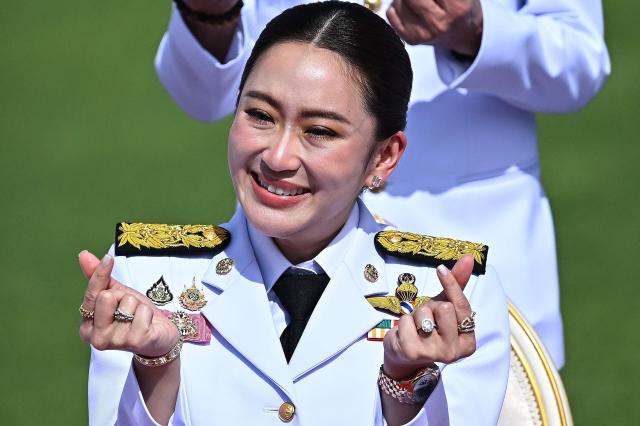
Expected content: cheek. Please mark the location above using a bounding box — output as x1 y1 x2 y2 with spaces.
228 121 260 175
312 148 369 193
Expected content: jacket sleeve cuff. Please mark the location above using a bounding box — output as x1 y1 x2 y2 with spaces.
374 385 431 426
117 365 164 426
434 0 509 88
116 363 188 426
154 4 249 121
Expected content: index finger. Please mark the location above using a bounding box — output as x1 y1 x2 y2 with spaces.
81 253 114 311
435 263 472 322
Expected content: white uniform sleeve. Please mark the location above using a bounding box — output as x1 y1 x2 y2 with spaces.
423 266 511 425
374 266 510 426
435 0 611 113
88 248 189 425
155 1 285 122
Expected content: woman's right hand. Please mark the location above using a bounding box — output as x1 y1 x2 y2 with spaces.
78 251 179 358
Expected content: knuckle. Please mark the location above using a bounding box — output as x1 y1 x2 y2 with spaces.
439 302 455 315
442 348 457 363
96 290 115 305
90 335 109 351
136 303 153 317
120 293 137 306
79 326 91 343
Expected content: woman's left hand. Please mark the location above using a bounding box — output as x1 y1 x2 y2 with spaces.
382 255 477 379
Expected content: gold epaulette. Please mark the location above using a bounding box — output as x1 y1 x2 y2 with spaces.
375 230 488 275
115 222 230 257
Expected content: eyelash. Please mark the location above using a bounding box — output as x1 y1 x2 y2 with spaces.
245 108 338 140
306 126 337 140
246 109 273 125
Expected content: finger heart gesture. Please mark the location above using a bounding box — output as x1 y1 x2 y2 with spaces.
383 255 477 379
78 251 180 360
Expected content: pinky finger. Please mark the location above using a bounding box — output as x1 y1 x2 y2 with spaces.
127 304 154 352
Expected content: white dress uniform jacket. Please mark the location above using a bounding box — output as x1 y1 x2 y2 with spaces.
88 201 510 425
153 0 611 369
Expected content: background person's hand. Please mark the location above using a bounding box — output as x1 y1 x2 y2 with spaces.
382 255 477 379
387 0 483 57
78 251 179 358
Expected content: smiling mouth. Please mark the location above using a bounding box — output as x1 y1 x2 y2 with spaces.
253 173 309 197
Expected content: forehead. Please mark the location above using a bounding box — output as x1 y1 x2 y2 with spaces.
242 42 365 113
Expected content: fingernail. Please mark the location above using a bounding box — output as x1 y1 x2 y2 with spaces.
101 254 112 266
437 264 449 276
78 250 88 258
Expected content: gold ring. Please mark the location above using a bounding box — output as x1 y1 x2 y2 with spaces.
114 308 135 322
79 305 94 320
458 311 476 333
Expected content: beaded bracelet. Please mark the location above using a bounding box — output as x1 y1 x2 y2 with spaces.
174 0 244 26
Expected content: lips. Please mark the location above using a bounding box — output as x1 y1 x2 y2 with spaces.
253 173 309 197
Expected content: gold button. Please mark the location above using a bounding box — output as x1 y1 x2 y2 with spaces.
278 402 295 422
363 0 382 13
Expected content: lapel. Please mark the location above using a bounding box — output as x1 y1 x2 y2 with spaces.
288 202 391 380
199 210 295 400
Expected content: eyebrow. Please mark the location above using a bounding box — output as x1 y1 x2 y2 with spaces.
244 90 352 125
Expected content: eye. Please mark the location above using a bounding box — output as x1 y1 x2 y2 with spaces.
245 109 274 125
306 126 337 140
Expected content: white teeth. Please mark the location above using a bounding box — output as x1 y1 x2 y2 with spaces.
257 175 304 196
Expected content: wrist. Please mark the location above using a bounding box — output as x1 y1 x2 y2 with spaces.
383 356 433 380
176 0 243 26
379 364 441 405
182 0 238 15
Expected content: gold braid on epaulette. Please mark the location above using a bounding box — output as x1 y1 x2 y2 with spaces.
115 222 230 256
375 230 488 275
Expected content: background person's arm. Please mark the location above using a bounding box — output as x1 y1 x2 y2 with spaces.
155 0 281 121
429 0 611 112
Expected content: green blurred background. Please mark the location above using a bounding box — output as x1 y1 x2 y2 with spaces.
1 1 638 424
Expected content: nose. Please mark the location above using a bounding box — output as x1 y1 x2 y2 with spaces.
261 127 302 174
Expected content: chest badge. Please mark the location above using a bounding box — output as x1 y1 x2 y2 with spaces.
366 272 431 315
146 276 173 306
216 257 234 275
364 264 379 283
179 277 208 311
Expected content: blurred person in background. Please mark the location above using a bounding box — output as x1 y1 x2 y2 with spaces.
79 3 510 425
154 0 610 369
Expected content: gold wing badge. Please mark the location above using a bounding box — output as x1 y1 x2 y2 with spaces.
115 222 230 257
375 230 488 275
367 273 431 316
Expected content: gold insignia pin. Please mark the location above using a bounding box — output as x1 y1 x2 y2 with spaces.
364 264 379 283
179 277 207 311
146 276 173 306
169 311 198 338
216 258 234 275
366 272 431 315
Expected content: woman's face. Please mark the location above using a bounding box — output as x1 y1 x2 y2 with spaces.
228 42 382 258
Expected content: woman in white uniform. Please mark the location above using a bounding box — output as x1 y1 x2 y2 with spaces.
154 0 611 369
80 3 509 425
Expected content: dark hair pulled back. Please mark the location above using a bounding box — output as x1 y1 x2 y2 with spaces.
237 1 413 140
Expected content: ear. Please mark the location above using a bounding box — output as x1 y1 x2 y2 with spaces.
365 131 407 187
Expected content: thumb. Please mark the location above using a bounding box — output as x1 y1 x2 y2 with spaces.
450 254 475 291
79 250 101 279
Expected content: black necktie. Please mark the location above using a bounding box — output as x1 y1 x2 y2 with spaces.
272 269 330 362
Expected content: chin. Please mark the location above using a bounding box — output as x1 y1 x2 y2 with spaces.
246 205 311 240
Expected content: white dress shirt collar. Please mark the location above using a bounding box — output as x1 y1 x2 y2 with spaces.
247 203 360 292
